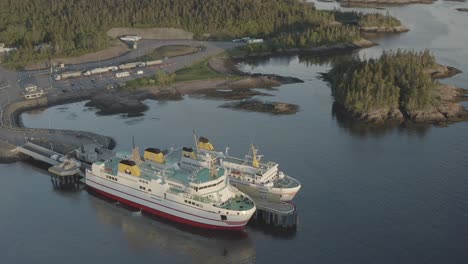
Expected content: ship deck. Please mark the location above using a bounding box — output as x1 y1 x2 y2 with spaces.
273 176 301 189
219 196 255 211
104 157 225 186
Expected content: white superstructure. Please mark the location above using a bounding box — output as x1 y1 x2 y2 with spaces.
174 137 301 202
85 147 256 230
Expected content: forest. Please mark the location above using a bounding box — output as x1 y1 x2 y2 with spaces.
326 50 439 114
0 0 401 66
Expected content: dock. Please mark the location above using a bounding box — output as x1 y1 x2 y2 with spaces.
250 198 298 229
16 142 89 189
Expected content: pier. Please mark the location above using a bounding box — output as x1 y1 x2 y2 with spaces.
250 198 298 229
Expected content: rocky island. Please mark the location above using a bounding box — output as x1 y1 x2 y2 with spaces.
324 50 467 124
221 100 299 115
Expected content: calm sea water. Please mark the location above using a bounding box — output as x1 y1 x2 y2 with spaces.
3 2 468 263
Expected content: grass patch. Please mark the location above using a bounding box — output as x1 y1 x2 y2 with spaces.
137 45 201 61
123 77 156 90
174 59 223 82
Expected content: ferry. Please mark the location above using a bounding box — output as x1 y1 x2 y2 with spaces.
85 147 256 230
167 137 301 202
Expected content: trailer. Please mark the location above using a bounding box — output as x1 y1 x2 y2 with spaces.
54 71 82 80
118 62 140 70
84 66 118 76
145 60 163 67
115 71 130 78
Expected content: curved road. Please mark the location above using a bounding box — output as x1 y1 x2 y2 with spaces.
0 40 242 149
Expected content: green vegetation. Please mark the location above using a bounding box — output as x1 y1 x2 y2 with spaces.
240 24 361 54
358 13 402 28
335 11 402 27
155 69 176 87
123 59 226 89
123 76 156 90
174 60 223 82
136 45 200 61
124 69 176 89
0 0 401 67
327 50 439 114
272 25 361 48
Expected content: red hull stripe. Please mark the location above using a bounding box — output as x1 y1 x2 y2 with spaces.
87 178 247 225
87 184 246 231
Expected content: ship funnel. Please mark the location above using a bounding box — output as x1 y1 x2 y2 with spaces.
198 137 214 151
144 148 165 164
182 147 197 160
118 160 141 176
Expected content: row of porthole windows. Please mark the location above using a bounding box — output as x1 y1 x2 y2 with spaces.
139 186 152 192
184 199 202 208
217 210 240 216
106 176 118 181
139 179 149 184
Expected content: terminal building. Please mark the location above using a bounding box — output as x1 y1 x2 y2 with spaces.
22 85 44 100
119 35 142 42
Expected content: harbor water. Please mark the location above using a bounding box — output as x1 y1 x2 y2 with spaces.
2 1 468 263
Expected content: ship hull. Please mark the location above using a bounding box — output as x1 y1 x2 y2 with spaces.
231 180 300 202
86 171 251 231
88 186 245 231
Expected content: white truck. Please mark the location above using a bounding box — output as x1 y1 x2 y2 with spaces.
247 38 264 44
136 70 144 75
115 71 130 78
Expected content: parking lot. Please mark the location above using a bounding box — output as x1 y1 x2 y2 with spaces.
11 39 242 98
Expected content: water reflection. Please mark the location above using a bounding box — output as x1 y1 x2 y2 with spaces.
298 52 357 67
87 191 257 264
331 102 431 138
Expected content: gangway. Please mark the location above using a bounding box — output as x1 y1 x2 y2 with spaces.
16 142 64 165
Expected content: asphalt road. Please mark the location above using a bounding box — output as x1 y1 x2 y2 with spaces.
0 39 243 148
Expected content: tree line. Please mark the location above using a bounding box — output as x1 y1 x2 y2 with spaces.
0 0 402 66
326 50 439 114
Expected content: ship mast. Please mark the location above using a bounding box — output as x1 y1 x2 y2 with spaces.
193 129 199 152
131 136 142 166
251 144 260 168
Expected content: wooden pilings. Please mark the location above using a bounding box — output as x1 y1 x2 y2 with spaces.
50 174 81 190
249 203 298 230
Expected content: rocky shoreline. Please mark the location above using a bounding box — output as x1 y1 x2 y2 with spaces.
231 39 376 58
221 100 299 115
333 84 468 124
360 25 410 33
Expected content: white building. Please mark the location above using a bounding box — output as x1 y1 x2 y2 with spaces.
22 85 44 100
0 43 17 53
120 35 142 42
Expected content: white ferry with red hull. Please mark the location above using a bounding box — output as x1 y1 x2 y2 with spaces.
85 147 256 231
